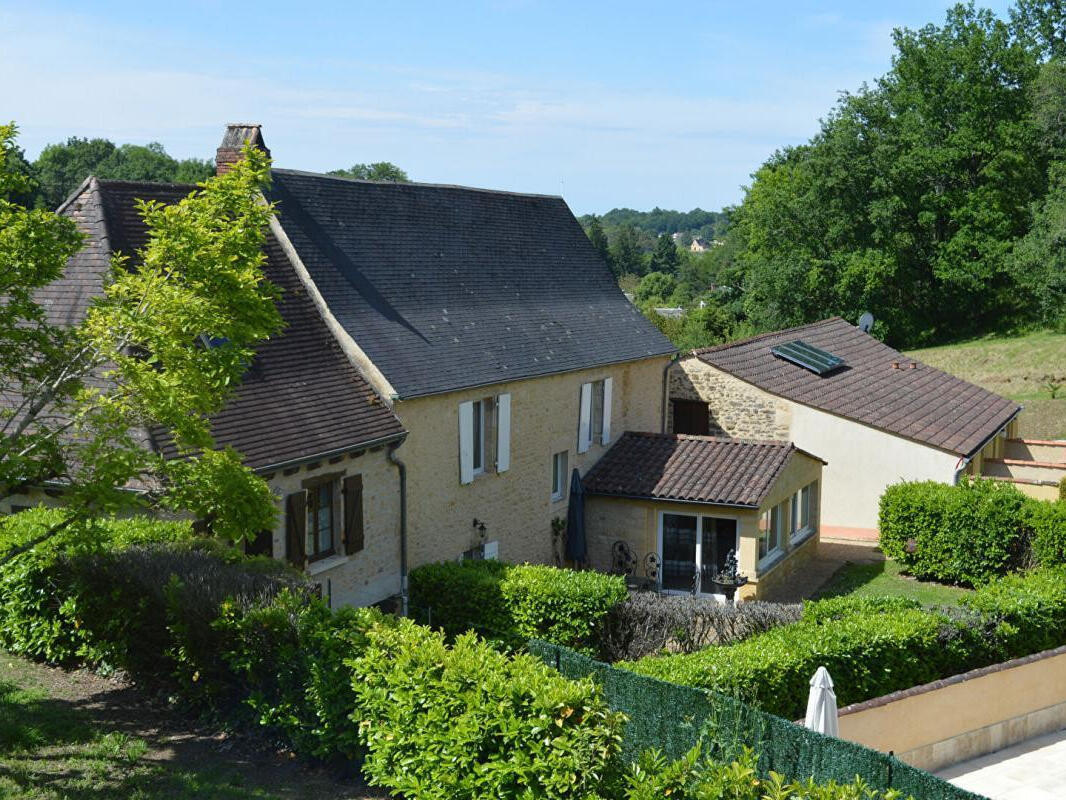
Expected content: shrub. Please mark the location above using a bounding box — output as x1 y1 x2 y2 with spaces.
1027 498 1066 568
623 746 908 800
597 593 802 662
349 618 625 800
625 570 1066 721
409 560 627 652
879 478 1029 584
1060 474 1066 502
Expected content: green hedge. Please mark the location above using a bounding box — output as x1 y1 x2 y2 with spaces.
625 569 1066 721
1029 500 1066 568
409 560 627 653
879 478 1031 584
351 619 624 799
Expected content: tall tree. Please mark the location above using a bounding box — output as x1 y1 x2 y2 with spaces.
649 233 681 274
32 138 213 210
584 215 612 271
328 162 409 182
1 125 281 558
609 224 647 276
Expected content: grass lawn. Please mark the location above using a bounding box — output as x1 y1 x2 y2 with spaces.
0 653 378 800
815 559 972 607
906 330 1066 440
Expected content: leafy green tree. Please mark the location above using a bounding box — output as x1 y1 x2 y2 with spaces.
1008 165 1066 330
727 3 1049 346
610 223 648 276
649 233 680 274
328 162 409 182
677 301 736 350
31 138 214 210
634 271 676 305
1 124 282 560
583 215 612 271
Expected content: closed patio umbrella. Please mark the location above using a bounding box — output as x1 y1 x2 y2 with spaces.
804 666 839 736
564 468 587 566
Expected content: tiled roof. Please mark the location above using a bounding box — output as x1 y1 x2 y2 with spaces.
41 179 404 472
582 432 819 507
267 170 675 399
693 318 1021 457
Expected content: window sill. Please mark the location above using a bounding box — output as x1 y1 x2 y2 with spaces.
551 493 566 504
790 527 816 547
307 554 350 576
757 549 785 576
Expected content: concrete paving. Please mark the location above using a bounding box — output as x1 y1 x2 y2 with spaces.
761 540 884 603
937 728 1066 799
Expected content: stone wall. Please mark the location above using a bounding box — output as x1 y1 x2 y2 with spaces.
395 355 669 569
668 357 790 440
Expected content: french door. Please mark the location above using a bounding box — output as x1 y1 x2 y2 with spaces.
660 512 739 596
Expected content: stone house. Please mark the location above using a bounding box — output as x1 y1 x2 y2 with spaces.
668 318 1021 540
582 432 825 600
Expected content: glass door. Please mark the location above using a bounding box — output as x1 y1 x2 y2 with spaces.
700 517 739 592
661 513 697 592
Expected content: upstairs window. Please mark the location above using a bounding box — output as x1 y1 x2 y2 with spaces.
459 395 511 484
578 378 613 453
306 481 335 561
551 451 568 501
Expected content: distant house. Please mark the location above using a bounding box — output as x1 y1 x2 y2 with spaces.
689 238 710 252
668 317 1021 540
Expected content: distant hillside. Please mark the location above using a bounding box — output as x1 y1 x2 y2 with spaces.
579 207 729 241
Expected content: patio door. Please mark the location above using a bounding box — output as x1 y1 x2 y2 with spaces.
660 512 739 596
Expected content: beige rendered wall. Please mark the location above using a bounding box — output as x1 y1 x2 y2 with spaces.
838 646 1066 773
584 452 823 599
669 358 961 533
394 356 669 569
264 447 402 609
787 402 959 531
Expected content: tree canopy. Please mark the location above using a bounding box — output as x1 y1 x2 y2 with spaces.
327 162 409 182
1 124 282 555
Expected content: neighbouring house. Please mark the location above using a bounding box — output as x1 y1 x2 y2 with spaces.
260 132 677 570
689 238 709 252
583 432 824 600
668 317 1021 540
4 171 409 609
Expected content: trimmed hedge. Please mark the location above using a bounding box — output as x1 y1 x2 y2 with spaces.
880 478 1066 583
879 478 1030 584
409 560 627 652
625 570 1066 720
351 619 624 799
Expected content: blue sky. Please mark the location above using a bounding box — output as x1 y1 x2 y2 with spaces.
2 1 1012 214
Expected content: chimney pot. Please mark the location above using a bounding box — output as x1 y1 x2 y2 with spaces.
216 123 270 175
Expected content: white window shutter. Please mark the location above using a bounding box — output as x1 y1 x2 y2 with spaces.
458 401 475 484
578 382 592 454
601 377 613 444
496 393 511 473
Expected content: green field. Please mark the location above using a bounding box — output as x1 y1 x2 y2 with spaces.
815 560 972 607
906 330 1066 440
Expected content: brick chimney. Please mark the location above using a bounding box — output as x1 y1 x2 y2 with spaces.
216 123 270 175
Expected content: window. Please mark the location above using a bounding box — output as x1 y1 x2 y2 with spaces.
472 399 485 475
791 481 818 545
459 395 510 484
578 378 613 453
672 399 710 435
758 501 787 564
551 451 568 501
305 482 335 561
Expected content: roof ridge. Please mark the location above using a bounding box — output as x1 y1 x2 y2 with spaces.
271 167 565 202
95 178 199 191
691 316 848 357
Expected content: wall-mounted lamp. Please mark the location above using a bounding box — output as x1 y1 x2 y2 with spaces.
472 518 487 539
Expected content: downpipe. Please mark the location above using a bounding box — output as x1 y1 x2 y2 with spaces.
388 441 409 617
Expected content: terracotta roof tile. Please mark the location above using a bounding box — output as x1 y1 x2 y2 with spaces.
693 318 1020 457
582 432 820 507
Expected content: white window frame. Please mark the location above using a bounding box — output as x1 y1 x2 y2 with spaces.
758 501 787 571
551 451 568 502
471 399 485 476
496 393 511 473
656 510 740 600
791 481 818 546
577 383 593 453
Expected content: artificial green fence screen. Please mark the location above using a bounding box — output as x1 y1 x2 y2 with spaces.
528 640 987 800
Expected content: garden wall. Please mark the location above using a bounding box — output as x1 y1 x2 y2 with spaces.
837 645 1066 773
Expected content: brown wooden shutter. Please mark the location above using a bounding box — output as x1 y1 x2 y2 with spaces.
286 491 306 566
343 474 364 555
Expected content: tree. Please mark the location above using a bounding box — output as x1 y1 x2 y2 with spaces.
634 271 676 305
610 224 648 276
31 137 214 210
584 215 612 271
649 233 681 274
328 162 409 182
1 123 282 559
1008 165 1066 330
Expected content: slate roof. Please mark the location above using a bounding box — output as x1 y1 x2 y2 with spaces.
693 317 1020 457
267 169 675 399
40 179 404 472
582 432 822 508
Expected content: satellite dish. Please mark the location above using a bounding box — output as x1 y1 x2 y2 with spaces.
858 312 874 333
